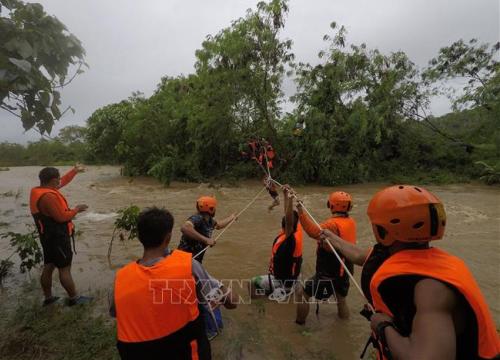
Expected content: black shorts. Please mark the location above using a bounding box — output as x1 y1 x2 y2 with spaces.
304 273 350 300
40 234 73 268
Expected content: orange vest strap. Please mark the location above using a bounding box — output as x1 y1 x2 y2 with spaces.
272 223 303 258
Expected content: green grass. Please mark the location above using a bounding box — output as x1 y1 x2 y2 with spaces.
0 299 118 360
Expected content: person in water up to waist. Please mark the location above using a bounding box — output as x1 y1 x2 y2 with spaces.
250 185 303 298
320 185 500 360
295 190 356 323
112 207 237 360
178 196 236 263
29 165 92 306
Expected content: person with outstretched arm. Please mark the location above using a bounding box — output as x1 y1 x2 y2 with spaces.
30 164 92 306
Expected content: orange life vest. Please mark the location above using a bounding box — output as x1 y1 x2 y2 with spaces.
316 216 356 277
30 187 74 235
115 250 200 343
370 247 500 360
269 223 303 281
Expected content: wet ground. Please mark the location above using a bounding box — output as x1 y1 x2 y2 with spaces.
0 166 498 359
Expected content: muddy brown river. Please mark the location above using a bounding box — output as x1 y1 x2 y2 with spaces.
1 166 498 359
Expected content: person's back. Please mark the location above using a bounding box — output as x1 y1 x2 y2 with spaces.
314 214 356 279
114 208 210 360
296 191 356 322
251 186 302 298
115 250 204 358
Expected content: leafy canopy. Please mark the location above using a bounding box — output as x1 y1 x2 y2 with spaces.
0 0 86 134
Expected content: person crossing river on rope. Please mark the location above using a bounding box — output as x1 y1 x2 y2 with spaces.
178 196 236 263
320 185 500 360
294 190 356 323
250 185 303 299
264 175 280 211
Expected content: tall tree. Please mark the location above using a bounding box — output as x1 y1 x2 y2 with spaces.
194 0 294 142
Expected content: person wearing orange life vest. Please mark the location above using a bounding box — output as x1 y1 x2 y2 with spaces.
30 165 92 306
178 196 236 263
112 207 237 360
320 185 500 360
295 191 356 323
250 185 303 298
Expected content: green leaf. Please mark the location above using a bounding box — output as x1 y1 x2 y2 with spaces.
51 103 61 119
39 91 50 107
17 40 34 59
8 57 31 73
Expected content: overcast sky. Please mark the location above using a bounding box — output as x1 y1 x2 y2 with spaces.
1 0 498 143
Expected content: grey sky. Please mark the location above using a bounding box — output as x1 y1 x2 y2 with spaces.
1 0 498 143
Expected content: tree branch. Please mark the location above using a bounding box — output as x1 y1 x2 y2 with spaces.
0 104 21 118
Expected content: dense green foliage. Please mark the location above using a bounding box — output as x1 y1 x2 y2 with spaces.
82 1 498 185
0 0 86 134
2 0 498 185
0 125 86 166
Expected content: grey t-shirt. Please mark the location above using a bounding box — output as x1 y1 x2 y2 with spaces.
109 249 221 317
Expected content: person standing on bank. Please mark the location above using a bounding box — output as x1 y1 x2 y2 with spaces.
320 185 500 360
30 165 92 306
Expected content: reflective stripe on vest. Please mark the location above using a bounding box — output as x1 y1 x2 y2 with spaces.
115 250 200 343
29 187 74 234
269 223 303 276
370 247 500 359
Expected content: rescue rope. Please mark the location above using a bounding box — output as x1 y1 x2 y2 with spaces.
270 177 375 313
193 186 268 260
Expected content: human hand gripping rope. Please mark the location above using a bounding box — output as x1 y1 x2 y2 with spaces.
270 177 376 314
193 186 268 261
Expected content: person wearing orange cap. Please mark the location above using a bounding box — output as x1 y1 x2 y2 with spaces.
178 196 236 264
295 191 356 323
320 185 500 360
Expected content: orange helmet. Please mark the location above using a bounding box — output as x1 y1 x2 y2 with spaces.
327 191 353 213
367 185 446 246
196 196 217 216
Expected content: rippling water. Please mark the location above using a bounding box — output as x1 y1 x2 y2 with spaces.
0 166 498 359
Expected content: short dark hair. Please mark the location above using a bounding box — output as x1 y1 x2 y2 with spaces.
281 210 299 232
137 207 174 249
39 167 60 185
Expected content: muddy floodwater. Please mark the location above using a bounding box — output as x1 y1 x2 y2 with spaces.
1 166 499 359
